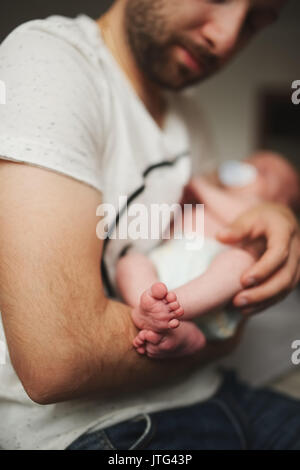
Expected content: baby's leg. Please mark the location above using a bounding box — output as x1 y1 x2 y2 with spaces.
116 252 205 358
174 247 257 321
165 205 256 321
116 251 159 307
116 253 184 331
131 245 254 358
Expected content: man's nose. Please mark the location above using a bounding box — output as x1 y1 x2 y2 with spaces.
199 3 249 58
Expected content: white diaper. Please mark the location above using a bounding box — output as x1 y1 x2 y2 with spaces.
148 236 242 340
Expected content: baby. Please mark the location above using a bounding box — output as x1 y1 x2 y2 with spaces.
115 152 300 359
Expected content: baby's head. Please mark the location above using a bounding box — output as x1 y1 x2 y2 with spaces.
246 152 300 210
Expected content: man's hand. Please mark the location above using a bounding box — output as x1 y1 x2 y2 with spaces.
217 202 300 315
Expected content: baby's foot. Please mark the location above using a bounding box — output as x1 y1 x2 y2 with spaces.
134 321 206 359
132 282 184 334
133 329 164 355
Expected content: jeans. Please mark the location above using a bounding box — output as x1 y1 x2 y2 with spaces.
66 370 300 450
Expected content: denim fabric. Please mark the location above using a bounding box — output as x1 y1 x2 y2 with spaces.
66 370 300 450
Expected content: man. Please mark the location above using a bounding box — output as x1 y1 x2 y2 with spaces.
0 0 299 450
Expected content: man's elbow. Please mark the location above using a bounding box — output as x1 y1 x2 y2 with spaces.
25 381 59 405
21 367 72 405
17 353 86 405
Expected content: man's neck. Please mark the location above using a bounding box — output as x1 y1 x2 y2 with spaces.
96 3 167 129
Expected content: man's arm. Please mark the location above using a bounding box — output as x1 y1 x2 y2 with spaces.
0 161 240 405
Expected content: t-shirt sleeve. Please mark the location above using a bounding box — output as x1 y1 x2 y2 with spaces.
0 26 105 193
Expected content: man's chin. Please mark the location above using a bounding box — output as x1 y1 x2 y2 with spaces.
143 59 219 92
164 60 221 90
157 70 216 92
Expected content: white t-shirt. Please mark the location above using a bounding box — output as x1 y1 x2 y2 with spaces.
0 14 221 450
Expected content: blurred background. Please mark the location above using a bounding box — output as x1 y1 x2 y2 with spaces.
1 0 300 392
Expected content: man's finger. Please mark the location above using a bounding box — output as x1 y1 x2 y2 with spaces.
240 229 292 287
217 227 250 243
234 246 297 307
240 292 288 316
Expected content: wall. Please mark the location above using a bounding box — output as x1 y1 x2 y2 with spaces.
0 0 112 43
195 0 300 163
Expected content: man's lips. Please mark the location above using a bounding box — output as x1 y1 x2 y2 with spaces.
175 45 202 73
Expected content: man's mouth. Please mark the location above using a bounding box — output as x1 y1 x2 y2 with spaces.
175 45 202 73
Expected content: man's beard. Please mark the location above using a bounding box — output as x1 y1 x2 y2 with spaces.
124 0 220 91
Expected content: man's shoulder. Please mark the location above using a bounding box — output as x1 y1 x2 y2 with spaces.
0 15 108 194
0 14 102 70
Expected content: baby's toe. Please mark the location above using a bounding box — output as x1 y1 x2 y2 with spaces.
137 347 146 355
151 282 168 300
175 307 184 318
144 330 163 345
168 318 180 329
135 330 148 345
145 343 161 358
169 301 180 311
133 336 144 348
140 290 155 310
166 291 177 303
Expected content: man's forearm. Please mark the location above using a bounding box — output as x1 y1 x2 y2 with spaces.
1 225 239 405
27 297 244 405
0 162 243 406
